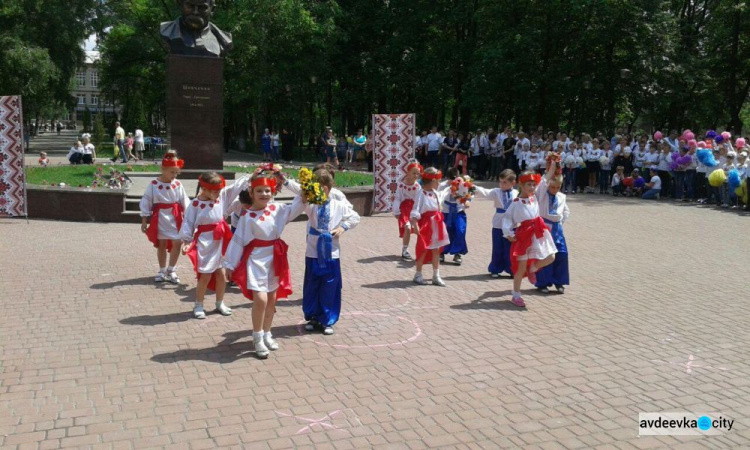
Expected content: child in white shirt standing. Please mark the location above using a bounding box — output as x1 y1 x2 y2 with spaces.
411 167 450 286
534 161 570 294
474 169 518 277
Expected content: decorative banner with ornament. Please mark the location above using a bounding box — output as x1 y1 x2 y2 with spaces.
372 114 415 213
0 96 27 217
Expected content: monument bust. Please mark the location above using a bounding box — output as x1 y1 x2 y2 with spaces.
160 0 232 58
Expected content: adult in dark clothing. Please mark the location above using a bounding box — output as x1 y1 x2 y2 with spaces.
281 129 295 161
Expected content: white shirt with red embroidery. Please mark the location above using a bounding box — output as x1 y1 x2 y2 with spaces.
410 188 450 249
223 197 305 292
139 178 190 240
178 176 249 273
391 180 421 216
500 194 557 261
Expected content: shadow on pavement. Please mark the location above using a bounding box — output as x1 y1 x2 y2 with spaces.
121 304 251 326
450 290 527 311
91 277 173 290
360 279 420 290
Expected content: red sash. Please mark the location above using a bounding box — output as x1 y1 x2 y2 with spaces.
231 239 292 301
186 221 232 291
415 210 446 264
146 203 183 251
397 199 415 238
510 216 549 277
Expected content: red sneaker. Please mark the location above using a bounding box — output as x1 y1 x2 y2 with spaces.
511 296 526 307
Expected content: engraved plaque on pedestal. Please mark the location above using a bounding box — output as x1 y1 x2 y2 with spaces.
166 55 224 170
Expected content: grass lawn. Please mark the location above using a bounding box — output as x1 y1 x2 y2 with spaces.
25 164 373 188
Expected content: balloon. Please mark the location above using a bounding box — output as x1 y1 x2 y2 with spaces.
721 131 731 141
683 131 695 141
735 138 746 149
688 139 697 148
653 131 663 141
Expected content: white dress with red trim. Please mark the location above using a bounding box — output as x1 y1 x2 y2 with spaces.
392 181 421 237
410 188 450 251
224 197 305 294
178 176 249 273
139 179 189 240
501 195 557 270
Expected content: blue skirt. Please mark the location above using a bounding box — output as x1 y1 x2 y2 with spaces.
535 221 569 288
441 211 468 255
488 227 512 275
303 257 342 327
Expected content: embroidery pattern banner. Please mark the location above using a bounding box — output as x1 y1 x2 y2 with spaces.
0 96 26 217
372 114 415 213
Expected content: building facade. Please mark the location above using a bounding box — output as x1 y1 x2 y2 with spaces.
69 51 120 125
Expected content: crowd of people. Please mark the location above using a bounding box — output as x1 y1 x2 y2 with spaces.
413 127 750 211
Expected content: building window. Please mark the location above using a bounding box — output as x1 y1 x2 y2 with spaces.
90 95 99 106
77 94 86 105
90 71 99 88
76 72 86 87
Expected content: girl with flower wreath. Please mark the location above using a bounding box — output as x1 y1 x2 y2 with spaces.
391 160 423 260
139 150 190 284
223 170 306 359
179 172 250 319
500 169 557 307
439 167 473 265
410 167 450 287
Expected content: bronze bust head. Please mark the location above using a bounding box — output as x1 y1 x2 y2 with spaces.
160 0 233 58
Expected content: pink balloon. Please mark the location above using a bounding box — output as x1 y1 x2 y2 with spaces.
654 131 663 141
688 139 697 148
683 131 695 141
697 141 707 148
736 138 746 149
721 131 731 140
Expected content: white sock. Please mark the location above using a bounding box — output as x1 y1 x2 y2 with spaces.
159 267 167 274
415 271 422 278
253 331 264 340
402 245 408 252
194 302 203 309
434 269 441 278
511 291 520 298
265 331 273 339
167 266 175 273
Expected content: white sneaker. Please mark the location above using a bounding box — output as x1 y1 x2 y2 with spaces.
323 326 334 335
413 273 429 285
453 255 462 265
215 302 232 316
254 335 269 359
264 333 279 351
432 275 446 287
193 305 206 319
166 271 180 284
401 250 413 260
154 272 167 283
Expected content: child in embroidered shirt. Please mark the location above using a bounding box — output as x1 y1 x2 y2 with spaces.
302 169 360 335
439 167 471 265
139 151 190 283
474 169 518 277
179 172 250 319
228 189 253 233
534 160 570 294
411 167 450 286
611 166 625 196
501 171 557 307
38 152 49 167
224 173 306 358
392 160 423 260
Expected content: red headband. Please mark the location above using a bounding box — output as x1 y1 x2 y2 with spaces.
162 156 184 168
199 175 226 191
251 177 277 194
421 171 442 181
406 162 423 173
519 173 541 185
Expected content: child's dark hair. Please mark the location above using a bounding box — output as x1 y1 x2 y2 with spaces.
498 169 516 182
239 189 252 206
445 167 459 180
314 163 336 180
314 168 334 188
199 171 222 185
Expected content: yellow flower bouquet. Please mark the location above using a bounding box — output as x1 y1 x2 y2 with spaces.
299 168 328 205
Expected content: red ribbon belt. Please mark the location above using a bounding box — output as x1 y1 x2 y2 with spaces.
415 210 446 264
186 221 233 291
146 203 183 251
510 216 549 275
231 238 292 301
398 199 415 238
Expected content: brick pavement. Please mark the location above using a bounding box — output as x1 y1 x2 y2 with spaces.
1 192 749 449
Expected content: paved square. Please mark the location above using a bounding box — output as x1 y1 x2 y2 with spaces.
1 192 749 449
